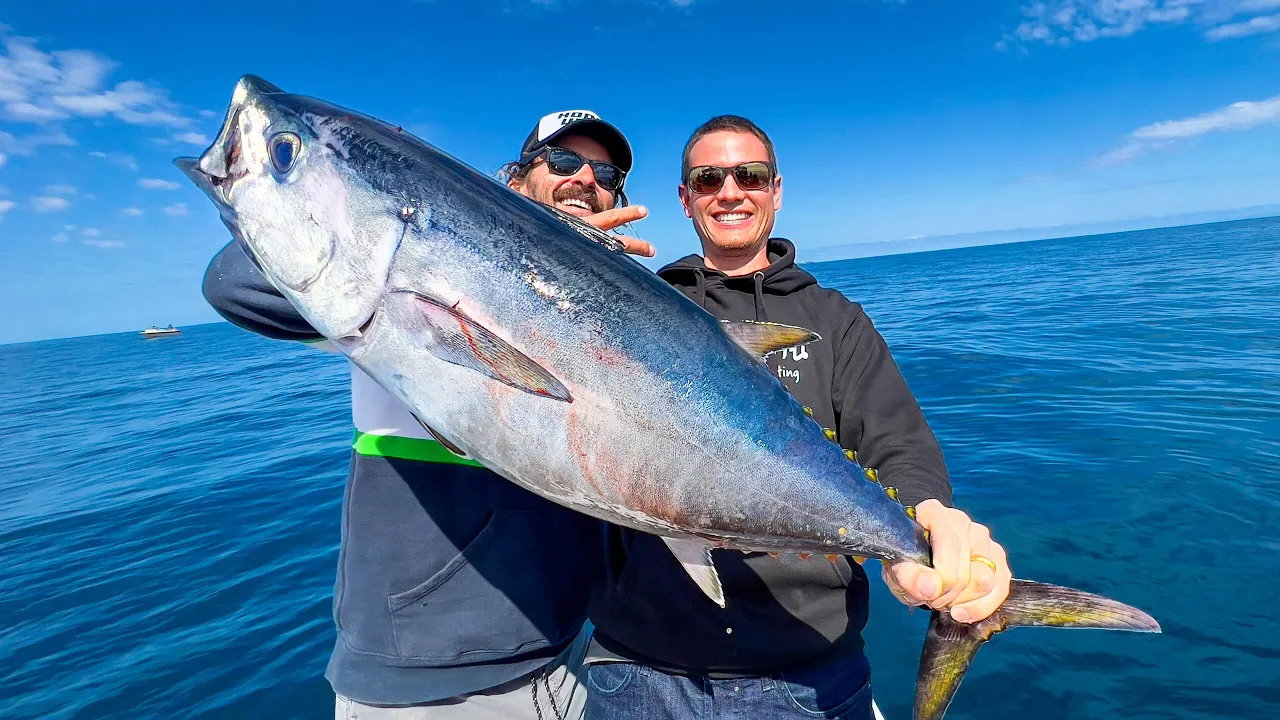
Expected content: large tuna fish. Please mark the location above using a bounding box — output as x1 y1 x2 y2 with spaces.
179 76 1160 719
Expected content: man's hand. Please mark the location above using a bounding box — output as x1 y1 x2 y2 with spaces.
582 205 654 257
883 499 1012 623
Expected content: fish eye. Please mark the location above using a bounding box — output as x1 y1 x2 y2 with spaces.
269 132 301 174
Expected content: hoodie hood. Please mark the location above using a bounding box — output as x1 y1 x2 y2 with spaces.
657 238 817 321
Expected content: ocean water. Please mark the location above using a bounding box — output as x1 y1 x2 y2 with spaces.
1 216 1277 719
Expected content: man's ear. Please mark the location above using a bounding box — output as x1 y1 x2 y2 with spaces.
773 173 783 212
678 184 693 219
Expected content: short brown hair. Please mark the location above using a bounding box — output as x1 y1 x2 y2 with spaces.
680 115 777 183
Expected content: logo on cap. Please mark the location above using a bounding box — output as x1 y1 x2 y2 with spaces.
538 110 600 141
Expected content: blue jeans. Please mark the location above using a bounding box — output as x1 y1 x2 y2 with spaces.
583 650 873 720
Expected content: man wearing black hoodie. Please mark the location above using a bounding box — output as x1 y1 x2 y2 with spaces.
583 116 1014 720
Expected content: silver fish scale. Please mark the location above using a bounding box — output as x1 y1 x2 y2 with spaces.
209 78 931 566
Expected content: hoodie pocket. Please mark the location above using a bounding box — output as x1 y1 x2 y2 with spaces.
387 509 587 663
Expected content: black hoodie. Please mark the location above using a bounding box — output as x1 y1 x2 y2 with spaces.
587 238 951 675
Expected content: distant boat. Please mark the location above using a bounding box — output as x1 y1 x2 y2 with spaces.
140 325 181 337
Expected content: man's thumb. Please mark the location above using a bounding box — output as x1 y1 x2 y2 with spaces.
892 563 941 602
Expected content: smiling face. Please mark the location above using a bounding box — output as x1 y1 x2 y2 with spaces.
510 134 617 217
678 130 782 274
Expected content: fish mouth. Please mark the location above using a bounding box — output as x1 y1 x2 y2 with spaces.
184 76 284 207
192 108 247 207
209 111 249 193
174 155 262 270
174 156 231 213
332 303 381 356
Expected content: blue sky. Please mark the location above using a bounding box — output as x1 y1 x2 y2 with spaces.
1 0 1277 344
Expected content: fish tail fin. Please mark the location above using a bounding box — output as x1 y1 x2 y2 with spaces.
913 578 1160 720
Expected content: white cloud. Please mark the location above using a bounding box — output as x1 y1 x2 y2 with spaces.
1133 95 1280 139
82 227 100 237
0 129 76 156
0 30 195 128
55 49 117 91
1238 0 1280 12
163 202 188 216
173 131 208 145
83 239 125 248
51 81 188 126
51 232 69 243
139 178 179 190
88 150 138 170
6 101 66 121
45 183 76 195
31 195 69 211
0 28 203 177
1001 0 1280 48
120 207 144 216
1094 142 1152 167
199 109 217 118
1097 94 1280 165
1206 12 1280 37
0 199 13 215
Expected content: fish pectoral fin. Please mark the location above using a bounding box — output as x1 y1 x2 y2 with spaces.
661 537 725 608
914 579 1161 720
412 415 474 459
720 320 821 361
406 292 573 403
544 204 627 253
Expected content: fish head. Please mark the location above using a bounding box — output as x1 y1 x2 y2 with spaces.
177 75 405 342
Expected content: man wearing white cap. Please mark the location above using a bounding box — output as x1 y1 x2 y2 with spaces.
503 109 653 257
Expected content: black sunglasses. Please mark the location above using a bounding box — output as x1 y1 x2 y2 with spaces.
524 146 626 193
685 162 775 194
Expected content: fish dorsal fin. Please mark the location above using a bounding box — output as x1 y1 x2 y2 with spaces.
721 320 820 361
402 291 573 403
545 204 627 254
661 536 725 608
413 415 473 459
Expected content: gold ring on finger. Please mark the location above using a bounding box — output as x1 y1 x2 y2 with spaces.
970 554 998 572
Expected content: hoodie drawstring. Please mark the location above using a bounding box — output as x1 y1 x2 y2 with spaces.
694 268 708 309
752 271 766 321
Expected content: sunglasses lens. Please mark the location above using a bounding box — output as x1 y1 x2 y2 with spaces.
689 166 725 194
546 148 585 176
545 148 622 192
593 164 621 191
734 162 772 190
